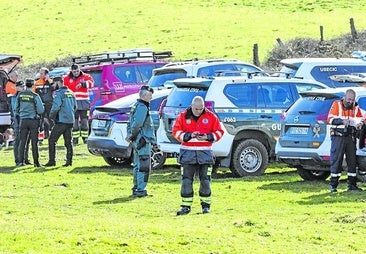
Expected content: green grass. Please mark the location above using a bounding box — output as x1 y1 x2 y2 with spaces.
2 1 366 253
1 142 366 253
2 0 366 65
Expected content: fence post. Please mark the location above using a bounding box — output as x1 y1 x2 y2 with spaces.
276 38 284 48
253 43 260 66
320 26 324 42
350 18 357 42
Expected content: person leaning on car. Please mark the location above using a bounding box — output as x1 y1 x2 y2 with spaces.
125 85 156 198
63 63 94 145
172 96 224 215
44 77 77 167
327 88 364 192
14 79 45 167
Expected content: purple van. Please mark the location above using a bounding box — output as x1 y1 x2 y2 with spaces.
72 49 172 117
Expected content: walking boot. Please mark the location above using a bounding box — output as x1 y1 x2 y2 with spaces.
201 202 211 214
44 161 56 167
347 176 363 192
329 176 339 193
176 206 191 216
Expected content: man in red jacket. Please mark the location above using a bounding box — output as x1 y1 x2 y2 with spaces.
173 96 224 215
63 64 94 144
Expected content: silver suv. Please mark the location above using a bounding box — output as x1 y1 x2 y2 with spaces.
157 75 328 176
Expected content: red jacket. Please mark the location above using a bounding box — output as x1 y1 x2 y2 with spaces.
63 71 94 101
173 107 224 150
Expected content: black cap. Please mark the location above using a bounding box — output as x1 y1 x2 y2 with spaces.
140 85 154 94
25 78 35 88
16 80 24 87
71 63 79 70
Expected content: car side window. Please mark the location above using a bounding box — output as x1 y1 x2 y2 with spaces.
224 84 255 108
261 84 293 108
114 66 137 84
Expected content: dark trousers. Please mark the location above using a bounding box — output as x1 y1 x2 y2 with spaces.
18 119 39 164
180 164 212 207
330 135 356 175
48 123 73 164
73 110 89 139
13 125 30 164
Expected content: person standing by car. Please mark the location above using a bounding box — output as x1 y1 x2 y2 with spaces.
328 89 364 192
34 67 54 139
15 79 45 167
173 96 224 215
44 77 77 167
63 63 94 145
125 86 156 197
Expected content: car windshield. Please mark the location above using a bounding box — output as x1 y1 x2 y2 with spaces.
148 71 187 88
287 95 339 115
166 86 207 107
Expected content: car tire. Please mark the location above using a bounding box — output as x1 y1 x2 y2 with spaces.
103 156 132 167
151 145 167 170
296 166 330 181
231 139 268 177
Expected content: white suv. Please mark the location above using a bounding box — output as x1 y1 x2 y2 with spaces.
157 75 328 176
279 53 366 87
148 58 267 89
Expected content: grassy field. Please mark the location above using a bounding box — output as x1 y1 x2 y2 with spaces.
1 142 366 253
2 1 366 253
1 0 366 66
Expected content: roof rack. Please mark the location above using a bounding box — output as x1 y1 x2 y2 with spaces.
72 48 173 66
215 70 268 78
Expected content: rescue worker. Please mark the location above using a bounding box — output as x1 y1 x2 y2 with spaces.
63 63 94 145
15 79 45 167
328 89 364 192
34 67 54 139
125 85 156 197
44 77 77 167
173 96 224 215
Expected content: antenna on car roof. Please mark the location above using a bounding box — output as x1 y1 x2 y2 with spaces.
72 48 173 67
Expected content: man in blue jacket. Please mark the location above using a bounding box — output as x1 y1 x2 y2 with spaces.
125 86 156 197
44 77 77 167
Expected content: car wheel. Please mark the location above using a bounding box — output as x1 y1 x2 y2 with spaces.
231 139 268 177
103 156 132 167
151 145 167 170
296 166 330 181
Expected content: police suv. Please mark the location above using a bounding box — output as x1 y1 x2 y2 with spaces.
157 74 328 176
275 86 366 182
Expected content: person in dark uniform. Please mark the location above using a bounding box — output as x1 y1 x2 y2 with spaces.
327 89 364 192
15 79 45 167
125 86 156 197
44 77 77 167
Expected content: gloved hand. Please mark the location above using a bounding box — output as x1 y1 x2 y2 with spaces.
183 132 192 142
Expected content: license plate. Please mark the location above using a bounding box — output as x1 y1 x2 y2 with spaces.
289 127 309 135
96 120 107 128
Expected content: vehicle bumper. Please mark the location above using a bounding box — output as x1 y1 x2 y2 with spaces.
87 138 132 158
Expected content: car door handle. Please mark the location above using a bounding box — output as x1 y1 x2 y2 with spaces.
260 115 272 118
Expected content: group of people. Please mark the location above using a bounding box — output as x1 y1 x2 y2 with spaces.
7 63 94 167
126 87 366 216
6 64 366 214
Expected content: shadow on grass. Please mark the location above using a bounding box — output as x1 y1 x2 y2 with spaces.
93 195 141 205
259 178 366 205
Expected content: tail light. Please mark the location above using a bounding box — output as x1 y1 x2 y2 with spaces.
316 113 328 123
158 98 167 118
280 112 287 121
